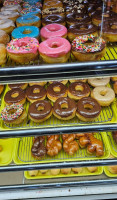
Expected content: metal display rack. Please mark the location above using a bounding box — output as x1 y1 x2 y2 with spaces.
1 57 117 195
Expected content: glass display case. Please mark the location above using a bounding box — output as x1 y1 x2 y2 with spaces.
0 0 117 199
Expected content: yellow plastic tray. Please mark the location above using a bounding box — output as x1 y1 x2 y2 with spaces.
1 84 117 131
106 132 117 158
13 132 110 165
24 167 103 180
104 166 117 177
0 138 14 166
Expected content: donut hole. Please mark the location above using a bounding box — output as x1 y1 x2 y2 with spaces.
33 88 40 93
84 104 93 110
51 42 59 48
61 103 68 109
100 90 107 96
11 92 19 98
23 30 32 34
75 85 83 91
48 26 59 32
53 86 61 92
37 106 44 111
8 109 16 115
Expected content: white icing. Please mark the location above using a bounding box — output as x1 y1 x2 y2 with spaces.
0 11 19 20
0 30 7 37
0 19 15 29
1 5 21 12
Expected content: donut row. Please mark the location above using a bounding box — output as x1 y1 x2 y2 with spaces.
28 166 99 177
31 133 104 159
0 78 115 125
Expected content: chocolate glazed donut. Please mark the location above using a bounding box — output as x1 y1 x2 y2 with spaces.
31 136 46 159
47 82 68 102
53 97 76 120
4 88 26 105
29 100 52 122
68 23 98 41
76 97 101 122
68 82 91 100
102 19 117 42
26 85 46 103
42 14 65 26
66 13 91 26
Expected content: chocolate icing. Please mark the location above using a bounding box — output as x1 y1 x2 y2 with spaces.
8 83 26 89
42 14 65 25
31 136 46 158
47 82 67 97
4 88 25 104
76 97 101 118
66 13 91 24
71 36 106 53
68 23 98 35
69 82 91 97
26 85 46 100
53 97 76 118
102 20 117 34
29 100 52 120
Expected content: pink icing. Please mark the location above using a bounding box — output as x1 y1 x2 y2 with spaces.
39 37 71 58
40 23 67 39
7 37 39 54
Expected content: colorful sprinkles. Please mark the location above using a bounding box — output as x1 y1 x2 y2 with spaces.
1 103 24 121
72 34 106 53
7 37 39 54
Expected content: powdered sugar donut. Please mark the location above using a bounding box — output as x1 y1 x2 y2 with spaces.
7 37 39 64
39 37 71 63
40 23 67 41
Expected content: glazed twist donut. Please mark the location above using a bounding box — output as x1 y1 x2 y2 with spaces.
46 135 62 157
63 134 79 155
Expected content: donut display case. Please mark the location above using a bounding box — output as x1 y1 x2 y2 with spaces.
0 0 117 199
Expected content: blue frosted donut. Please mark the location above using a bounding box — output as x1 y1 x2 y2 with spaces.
16 14 40 26
24 0 41 3
11 26 39 39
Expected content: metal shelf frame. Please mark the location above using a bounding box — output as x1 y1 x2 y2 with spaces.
1 178 117 191
1 159 117 172
0 123 117 138
0 60 117 84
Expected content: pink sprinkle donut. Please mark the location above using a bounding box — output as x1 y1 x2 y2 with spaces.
7 37 39 64
40 23 67 41
39 37 71 63
7 37 39 54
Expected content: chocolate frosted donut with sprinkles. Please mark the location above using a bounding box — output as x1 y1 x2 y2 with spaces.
71 34 106 61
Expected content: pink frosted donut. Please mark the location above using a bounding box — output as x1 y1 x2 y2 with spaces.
40 23 67 41
7 37 39 64
39 37 71 63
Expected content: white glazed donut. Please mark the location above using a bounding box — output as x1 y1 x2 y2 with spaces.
0 11 19 22
91 86 115 106
88 77 110 87
0 19 15 34
1 5 22 12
